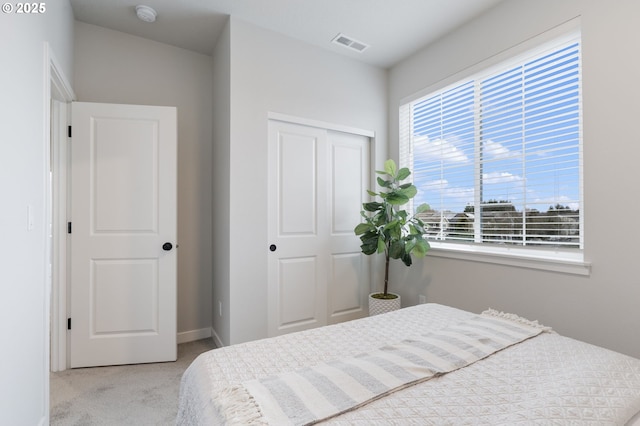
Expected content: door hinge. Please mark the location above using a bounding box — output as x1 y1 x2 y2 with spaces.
67 222 72 234
68 125 72 138
67 318 71 330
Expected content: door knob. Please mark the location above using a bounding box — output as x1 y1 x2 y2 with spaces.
269 244 277 252
162 242 173 251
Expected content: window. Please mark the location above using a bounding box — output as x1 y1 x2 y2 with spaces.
400 32 583 263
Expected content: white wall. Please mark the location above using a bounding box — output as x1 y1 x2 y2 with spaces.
73 22 214 336
389 0 640 358
0 2 74 424
211 20 232 346
213 18 388 345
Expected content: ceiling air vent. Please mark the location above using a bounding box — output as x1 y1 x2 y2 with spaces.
331 33 369 53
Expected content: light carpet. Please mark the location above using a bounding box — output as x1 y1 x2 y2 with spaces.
50 338 216 425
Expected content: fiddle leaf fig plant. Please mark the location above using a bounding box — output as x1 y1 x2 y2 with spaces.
354 159 430 299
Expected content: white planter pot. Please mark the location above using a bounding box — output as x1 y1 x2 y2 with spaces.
368 293 401 316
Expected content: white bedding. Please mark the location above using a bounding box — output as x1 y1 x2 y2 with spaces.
177 304 640 425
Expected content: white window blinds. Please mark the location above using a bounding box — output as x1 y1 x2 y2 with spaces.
400 34 582 250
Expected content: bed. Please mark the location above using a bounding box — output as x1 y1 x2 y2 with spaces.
177 303 640 425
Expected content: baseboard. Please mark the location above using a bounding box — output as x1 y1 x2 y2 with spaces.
211 328 225 348
177 327 212 344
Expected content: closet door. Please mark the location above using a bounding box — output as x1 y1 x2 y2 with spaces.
267 120 370 337
326 130 370 325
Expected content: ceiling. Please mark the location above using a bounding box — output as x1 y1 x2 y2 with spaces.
69 0 504 69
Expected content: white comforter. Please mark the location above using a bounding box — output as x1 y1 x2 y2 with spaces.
177 304 640 425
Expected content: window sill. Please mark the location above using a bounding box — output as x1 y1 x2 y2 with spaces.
427 242 591 276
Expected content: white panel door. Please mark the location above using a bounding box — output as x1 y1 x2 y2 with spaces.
326 130 370 324
267 120 369 337
70 102 177 368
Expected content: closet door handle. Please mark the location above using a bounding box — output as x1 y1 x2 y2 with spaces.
269 244 277 252
162 242 173 251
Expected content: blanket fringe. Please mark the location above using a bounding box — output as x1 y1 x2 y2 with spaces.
482 308 553 332
215 384 267 425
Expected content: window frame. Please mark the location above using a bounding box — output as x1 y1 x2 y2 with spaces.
398 22 590 275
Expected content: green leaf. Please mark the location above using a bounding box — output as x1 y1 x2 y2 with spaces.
405 238 416 254
398 185 417 199
363 202 382 212
412 239 430 258
416 203 430 214
354 222 373 235
396 167 411 181
411 221 426 234
389 241 404 259
366 190 378 197
387 225 402 241
360 240 378 255
372 212 387 227
377 177 392 188
383 219 400 231
377 236 386 253
386 191 409 205
384 159 397 177
359 231 379 255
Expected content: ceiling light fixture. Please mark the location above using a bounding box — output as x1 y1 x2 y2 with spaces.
135 5 157 23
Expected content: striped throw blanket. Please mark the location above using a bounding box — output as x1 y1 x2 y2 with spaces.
215 310 551 425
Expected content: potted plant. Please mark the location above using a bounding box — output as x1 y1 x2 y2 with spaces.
354 159 430 315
